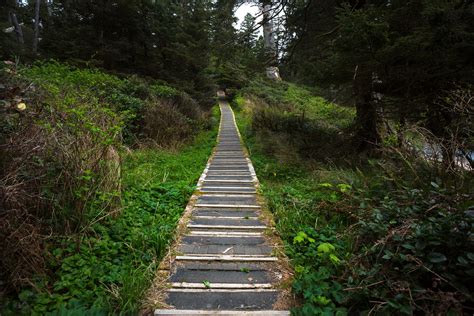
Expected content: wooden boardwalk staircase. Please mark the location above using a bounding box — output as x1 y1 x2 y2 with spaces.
154 99 290 315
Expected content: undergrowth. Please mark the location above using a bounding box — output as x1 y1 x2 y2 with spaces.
3 121 217 315
1 60 218 314
234 79 474 315
236 79 355 162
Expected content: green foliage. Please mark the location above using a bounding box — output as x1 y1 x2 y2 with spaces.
11 121 217 314
248 154 352 314
284 0 474 150
235 111 354 313
234 92 474 314
208 2 266 89
7 62 127 229
242 79 354 128
0 0 214 102
21 61 144 143
291 228 347 316
231 94 245 112
236 79 355 162
21 61 204 146
1 61 217 314
150 84 180 98
344 183 474 314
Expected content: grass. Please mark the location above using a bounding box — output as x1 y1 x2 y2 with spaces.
6 111 218 315
235 79 356 163
234 91 355 314
1 61 221 314
241 78 355 129
233 79 474 315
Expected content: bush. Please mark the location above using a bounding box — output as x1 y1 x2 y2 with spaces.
290 226 347 316
344 179 474 315
249 145 474 315
0 61 124 293
142 98 194 148
233 79 357 164
15 61 206 148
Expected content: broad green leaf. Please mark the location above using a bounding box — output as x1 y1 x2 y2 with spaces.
329 254 341 264
317 242 335 253
294 231 308 244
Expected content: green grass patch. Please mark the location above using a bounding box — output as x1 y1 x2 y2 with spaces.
241 78 354 129
235 101 353 314
234 79 355 162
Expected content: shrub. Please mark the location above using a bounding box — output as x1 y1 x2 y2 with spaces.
235 79 356 163
343 178 474 315
0 60 217 314
290 227 348 316
0 61 125 292
142 98 194 148
150 84 180 98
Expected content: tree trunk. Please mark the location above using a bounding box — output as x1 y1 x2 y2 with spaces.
353 66 380 151
262 3 276 61
9 12 24 44
46 0 53 17
32 0 41 53
262 1 280 80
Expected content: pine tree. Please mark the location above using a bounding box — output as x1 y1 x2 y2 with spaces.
210 0 238 66
240 13 257 50
238 12 265 73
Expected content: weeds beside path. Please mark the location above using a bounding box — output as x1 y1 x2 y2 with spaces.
233 84 474 315
4 125 217 315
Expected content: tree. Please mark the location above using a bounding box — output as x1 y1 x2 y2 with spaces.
240 12 258 49
1 0 25 58
261 0 280 79
237 12 265 73
210 0 238 67
283 0 474 153
10 11 24 44
2 0 214 100
32 0 41 53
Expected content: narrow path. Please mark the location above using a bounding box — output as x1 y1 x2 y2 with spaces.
154 100 290 315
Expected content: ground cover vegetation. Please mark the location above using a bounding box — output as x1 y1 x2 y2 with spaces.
1 0 473 315
234 79 473 315
0 61 218 313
